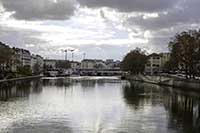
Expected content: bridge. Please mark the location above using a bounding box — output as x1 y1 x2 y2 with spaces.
80 68 122 76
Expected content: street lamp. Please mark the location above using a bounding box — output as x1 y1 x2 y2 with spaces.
83 53 86 60
64 50 68 61
61 49 68 61
69 49 74 61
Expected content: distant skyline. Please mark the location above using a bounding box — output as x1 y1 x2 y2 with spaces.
0 0 200 61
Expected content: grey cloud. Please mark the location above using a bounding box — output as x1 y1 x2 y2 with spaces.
127 0 200 31
123 0 200 53
77 0 180 12
0 0 76 20
0 25 48 56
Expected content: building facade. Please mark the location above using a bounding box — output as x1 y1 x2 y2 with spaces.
14 48 31 67
31 54 44 73
145 53 170 75
44 59 57 70
80 59 96 70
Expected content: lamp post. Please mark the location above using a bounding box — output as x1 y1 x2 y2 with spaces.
64 50 68 61
69 49 74 61
83 53 86 60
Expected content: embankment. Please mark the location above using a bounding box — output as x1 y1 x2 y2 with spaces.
0 75 43 83
126 75 200 90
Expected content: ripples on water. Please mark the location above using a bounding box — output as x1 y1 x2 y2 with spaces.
0 76 200 133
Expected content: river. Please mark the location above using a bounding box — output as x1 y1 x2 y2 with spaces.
0 76 199 133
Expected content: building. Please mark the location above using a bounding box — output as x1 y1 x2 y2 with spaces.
14 48 31 67
95 59 107 69
80 59 121 76
145 53 170 75
160 53 171 67
31 54 44 74
36 55 44 72
80 59 96 70
31 54 37 72
44 59 57 70
70 61 80 71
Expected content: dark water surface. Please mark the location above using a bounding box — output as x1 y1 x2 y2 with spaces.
0 76 200 133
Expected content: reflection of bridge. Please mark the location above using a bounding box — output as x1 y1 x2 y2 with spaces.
80 69 122 76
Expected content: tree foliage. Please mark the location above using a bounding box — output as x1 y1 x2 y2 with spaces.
33 62 40 75
17 65 32 76
0 42 14 65
121 48 148 74
169 30 200 78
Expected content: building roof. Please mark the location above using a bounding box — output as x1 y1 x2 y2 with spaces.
148 53 160 57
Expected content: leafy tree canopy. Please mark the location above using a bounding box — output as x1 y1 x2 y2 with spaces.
169 29 200 78
121 48 148 74
0 41 13 65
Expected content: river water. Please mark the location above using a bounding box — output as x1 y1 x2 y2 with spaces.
0 76 200 133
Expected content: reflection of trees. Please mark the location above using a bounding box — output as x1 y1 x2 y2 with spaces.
96 79 105 86
123 83 145 110
43 78 71 88
31 79 43 94
123 81 200 133
0 80 31 101
123 81 162 110
0 82 14 101
163 90 200 133
80 80 96 88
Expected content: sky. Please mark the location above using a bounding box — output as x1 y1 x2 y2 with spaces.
0 0 200 61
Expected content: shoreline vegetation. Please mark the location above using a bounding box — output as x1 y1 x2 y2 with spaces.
121 30 200 84
125 74 200 91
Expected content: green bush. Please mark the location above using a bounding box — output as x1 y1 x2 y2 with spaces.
17 66 32 76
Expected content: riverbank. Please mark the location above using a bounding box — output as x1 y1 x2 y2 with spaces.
0 75 43 83
125 75 200 91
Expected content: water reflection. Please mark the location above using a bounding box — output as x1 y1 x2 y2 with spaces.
43 78 72 87
0 77 200 133
0 80 44 101
163 90 200 133
123 81 200 133
10 119 74 133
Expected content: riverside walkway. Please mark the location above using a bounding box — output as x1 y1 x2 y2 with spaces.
0 75 43 83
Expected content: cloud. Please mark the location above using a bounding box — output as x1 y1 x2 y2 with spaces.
126 0 200 31
77 0 180 12
0 0 76 20
1 0 200 60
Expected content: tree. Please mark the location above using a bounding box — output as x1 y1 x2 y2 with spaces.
17 65 32 76
169 30 200 78
121 48 148 74
33 62 40 75
0 42 14 70
163 58 178 73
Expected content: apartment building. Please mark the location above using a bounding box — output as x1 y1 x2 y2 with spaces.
14 48 31 67
145 53 170 75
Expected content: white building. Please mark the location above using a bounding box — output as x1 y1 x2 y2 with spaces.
81 59 96 70
145 53 170 75
95 59 107 69
31 54 37 72
80 59 121 76
14 48 31 67
31 54 44 73
105 59 121 70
